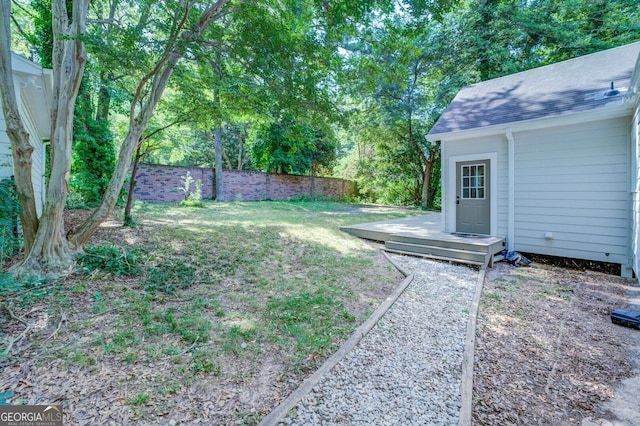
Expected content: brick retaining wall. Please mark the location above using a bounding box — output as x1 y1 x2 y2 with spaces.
133 164 355 203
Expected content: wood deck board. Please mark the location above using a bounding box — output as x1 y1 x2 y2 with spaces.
341 213 505 267
381 248 485 267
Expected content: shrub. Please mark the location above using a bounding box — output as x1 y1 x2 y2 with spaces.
0 178 20 264
179 172 203 207
77 244 143 276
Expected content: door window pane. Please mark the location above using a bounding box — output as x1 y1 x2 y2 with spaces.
461 164 486 199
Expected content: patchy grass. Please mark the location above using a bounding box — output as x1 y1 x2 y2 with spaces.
0 201 421 424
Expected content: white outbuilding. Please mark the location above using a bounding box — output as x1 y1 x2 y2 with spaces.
428 41 640 278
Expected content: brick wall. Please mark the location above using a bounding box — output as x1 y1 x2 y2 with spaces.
134 164 214 203
133 164 356 203
220 170 267 201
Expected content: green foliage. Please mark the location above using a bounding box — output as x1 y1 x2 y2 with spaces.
0 271 50 301
191 349 221 375
70 81 116 207
0 179 20 264
337 0 638 207
183 124 254 170
77 244 143 277
266 291 355 359
179 172 204 207
27 0 53 68
127 391 149 406
251 116 337 175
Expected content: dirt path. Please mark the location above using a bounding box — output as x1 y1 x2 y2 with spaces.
473 263 640 425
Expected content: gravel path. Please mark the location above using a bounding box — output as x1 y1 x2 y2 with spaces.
279 255 479 426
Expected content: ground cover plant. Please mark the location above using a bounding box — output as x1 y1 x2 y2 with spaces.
0 201 419 424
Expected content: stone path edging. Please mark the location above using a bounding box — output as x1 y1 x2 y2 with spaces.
458 268 486 426
258 252 414 426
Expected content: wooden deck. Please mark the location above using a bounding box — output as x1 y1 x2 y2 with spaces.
340 214 505 268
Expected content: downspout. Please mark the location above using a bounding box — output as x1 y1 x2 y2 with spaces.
506 128 515 252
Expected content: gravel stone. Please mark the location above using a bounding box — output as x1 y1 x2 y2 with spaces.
280 255 479 425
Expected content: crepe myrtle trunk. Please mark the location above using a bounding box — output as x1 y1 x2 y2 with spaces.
8 0 228 275
5 0 88 275
71 106 166 246
123 144 143 226
0 0 39 250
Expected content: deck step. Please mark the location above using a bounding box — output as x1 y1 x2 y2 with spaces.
388 234 498 253
382 248 485 267
385 241 488 264
339 227 391 243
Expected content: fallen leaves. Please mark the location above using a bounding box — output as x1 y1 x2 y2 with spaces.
472 263 638 425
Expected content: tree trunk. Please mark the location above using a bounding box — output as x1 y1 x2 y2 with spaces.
421 161 432 209
214 127 224 201
124 145 143 225
222 147 233 170
5 0 228 275
13 0 89 274
72 0 228 245
71 121 151 246
420 142 441 209
0 2 39 250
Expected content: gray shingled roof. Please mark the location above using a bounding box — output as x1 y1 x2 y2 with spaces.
429 42 640 136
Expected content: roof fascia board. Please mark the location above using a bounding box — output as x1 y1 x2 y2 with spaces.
629 54 640 110
427 104 631 142
10 52 46 76
630 53 640 93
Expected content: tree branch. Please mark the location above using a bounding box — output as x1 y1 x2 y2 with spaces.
86 18 122 27
140 117 188 142
1 303 28 326
130 1 191 125
10 15 30 44
10 0 35 19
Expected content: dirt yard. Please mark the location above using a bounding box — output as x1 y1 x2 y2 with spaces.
473 262 640 425
2 205 640 425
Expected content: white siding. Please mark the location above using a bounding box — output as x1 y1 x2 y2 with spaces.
0 96 46 216
442 135 508 236
20 102 45 216
513 117 630 264
0 107 13 180
631 104 640 276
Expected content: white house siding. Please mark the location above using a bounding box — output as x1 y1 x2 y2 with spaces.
513 117 630 265
441 135 509 236
0 99 46 216
632 104 640 277
0 110 12 179
20 103 45 216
